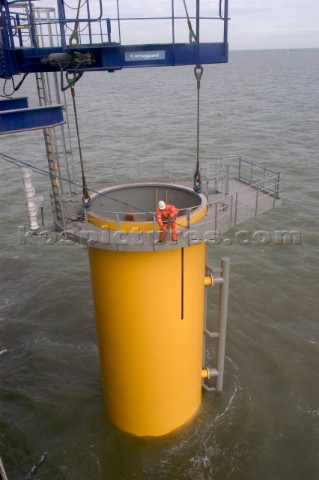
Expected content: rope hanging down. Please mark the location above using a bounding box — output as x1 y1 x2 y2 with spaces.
182 0 197 43
193 64 203 194
69 0 84 45
70 84 91 209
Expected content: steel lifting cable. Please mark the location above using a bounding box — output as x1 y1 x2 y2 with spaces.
182 0 196 43
70 83 91 208
69 0 86 45
193 64 203 193
181 2 204 192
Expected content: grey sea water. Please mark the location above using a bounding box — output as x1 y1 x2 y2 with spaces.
1 49 319 479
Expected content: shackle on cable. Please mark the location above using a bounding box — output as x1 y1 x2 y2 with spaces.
194 64 203 87
193 169 202 193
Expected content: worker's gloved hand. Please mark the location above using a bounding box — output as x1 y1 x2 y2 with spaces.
162 227 167 232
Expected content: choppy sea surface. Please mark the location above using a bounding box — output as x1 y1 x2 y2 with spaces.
1 49 319 479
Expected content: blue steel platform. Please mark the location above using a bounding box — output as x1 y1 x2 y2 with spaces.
0 97 28 110
0 105 64 134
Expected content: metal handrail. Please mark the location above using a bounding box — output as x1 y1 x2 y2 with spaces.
237 157 281 198
85 156 281 205
5 0 229 49
88 205 199 221
82 171 281 238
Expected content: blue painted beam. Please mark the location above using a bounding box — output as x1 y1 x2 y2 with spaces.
0 97 29 111
0 105 64 134
122 43 228 68
5 42 228 76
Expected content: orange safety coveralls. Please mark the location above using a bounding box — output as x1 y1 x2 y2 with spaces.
156 204 179 241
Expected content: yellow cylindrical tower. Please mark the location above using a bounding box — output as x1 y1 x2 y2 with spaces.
87 182 210 436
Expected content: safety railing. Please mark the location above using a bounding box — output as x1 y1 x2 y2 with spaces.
58 153 282 244
85 155 230 195
204 176 281 233
86 205 199 225
237 157 281 200
85 155 281 201
82 165 281 238
3 0 229 49
83 204 203 247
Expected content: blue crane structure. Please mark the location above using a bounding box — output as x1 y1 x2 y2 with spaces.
0 0 229 132
0 0 229 77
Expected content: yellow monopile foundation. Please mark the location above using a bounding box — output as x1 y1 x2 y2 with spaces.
86 182 212 436
89 243 206 436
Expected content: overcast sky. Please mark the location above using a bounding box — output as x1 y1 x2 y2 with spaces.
44 0 319 50
230 0 319 50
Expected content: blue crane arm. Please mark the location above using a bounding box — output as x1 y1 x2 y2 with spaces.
0 0 229 79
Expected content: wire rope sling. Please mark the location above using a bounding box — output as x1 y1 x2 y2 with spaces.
193 64 203 194
181 0 204 194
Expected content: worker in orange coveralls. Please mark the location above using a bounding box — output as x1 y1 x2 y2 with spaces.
156 200 179 242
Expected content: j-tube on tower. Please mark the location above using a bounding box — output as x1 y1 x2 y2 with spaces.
81 182 230 437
